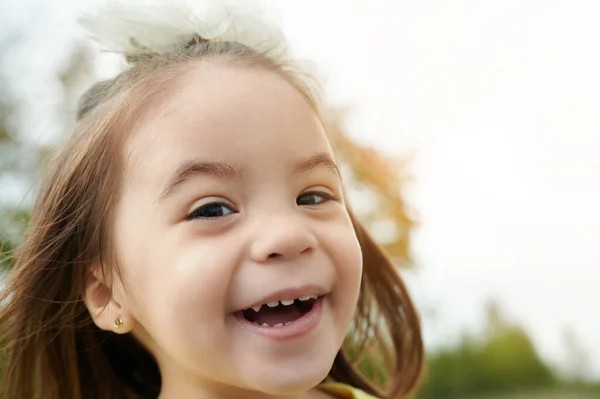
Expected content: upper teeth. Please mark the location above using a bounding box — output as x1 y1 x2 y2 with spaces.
249 295 319 312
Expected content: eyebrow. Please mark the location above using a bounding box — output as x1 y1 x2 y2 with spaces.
161 160 245 199
160 152 340 200
292 152 341 178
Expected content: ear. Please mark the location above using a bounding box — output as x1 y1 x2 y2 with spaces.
83 264 135 334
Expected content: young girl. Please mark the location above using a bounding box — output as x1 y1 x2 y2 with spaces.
0 2 423 398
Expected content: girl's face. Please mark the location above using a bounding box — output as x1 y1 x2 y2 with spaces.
110 64 362 397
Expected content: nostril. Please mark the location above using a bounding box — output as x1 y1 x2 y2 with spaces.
267 247 312 259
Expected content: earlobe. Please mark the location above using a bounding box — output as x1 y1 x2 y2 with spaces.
82 264 135 334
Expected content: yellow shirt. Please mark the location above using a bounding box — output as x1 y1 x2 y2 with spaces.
318 382 378 399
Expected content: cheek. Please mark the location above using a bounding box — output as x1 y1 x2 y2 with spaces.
339 216 364 278
123 229 239 341
340 233 363 298
326 220 363 314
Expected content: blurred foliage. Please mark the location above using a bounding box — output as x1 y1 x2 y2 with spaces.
340 300 600 399
0 40 93 271
416 301 600 399
0 58 14 270
0 209 29 270
326 110 414 264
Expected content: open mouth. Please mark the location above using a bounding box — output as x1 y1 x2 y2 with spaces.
237 295 323 328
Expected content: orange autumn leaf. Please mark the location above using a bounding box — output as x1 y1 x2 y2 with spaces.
325 109 415 267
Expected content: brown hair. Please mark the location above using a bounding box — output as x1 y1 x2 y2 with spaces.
0 40 423 399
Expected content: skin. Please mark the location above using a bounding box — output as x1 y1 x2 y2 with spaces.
85 61 363 399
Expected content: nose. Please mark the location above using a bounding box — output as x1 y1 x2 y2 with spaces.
250 215 318 263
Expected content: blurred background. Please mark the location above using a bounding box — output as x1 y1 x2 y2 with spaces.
1 0 599 398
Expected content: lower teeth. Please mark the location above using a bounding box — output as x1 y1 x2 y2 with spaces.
257 321 292 328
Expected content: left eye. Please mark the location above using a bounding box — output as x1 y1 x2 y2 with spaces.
297 192 335 206
186 202 236 220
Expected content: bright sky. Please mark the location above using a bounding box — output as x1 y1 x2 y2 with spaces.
1 0 599 379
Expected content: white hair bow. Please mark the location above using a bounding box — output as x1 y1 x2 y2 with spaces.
77 0 287 57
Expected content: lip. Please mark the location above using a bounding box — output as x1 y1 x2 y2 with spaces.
236 285 329 311
235 296 325 341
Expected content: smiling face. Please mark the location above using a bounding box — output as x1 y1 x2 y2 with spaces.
107 61 363 397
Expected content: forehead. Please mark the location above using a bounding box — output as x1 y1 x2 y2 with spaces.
124 63 332 189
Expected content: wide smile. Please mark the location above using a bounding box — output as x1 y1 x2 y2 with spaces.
234 293 327 340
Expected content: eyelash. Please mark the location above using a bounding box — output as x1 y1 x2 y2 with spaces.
185 191 340 221
296 191 340 206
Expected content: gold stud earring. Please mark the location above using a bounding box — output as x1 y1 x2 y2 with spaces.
114 317 124 329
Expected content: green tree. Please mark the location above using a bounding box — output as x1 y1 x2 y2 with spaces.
418 301 556 399
0 36 18 269
0 37 93 270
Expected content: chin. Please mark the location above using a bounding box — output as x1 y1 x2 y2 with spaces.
242 357 333 395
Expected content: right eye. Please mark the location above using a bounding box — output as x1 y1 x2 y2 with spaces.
186 202 237 221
